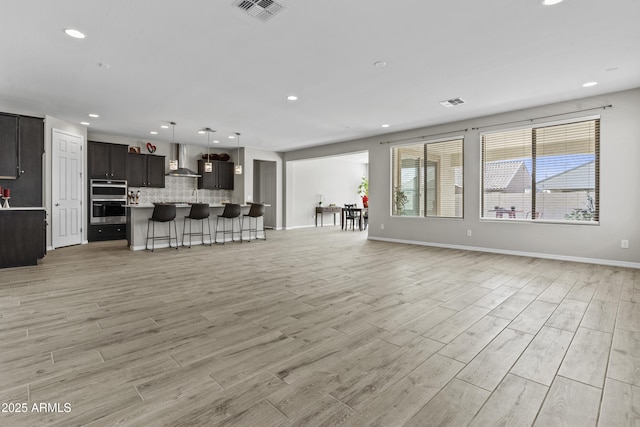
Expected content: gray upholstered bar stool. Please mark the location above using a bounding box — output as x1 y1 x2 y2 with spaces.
146 203 178 251
182 203 212 248
215 203 242 244
241 203 266 241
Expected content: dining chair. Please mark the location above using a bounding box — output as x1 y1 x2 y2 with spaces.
343 204 360 231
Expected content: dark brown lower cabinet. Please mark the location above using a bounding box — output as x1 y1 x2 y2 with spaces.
0 209 46 268
88 224 126 241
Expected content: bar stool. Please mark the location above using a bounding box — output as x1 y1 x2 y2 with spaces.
215 203 242 244
146 203 178 251
241 203 266 241
182 203 212 248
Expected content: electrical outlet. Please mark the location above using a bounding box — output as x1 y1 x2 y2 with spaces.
380 223 384 230
621 240 629 249
466 229 472 237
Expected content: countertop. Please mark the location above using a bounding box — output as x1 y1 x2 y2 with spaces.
125 203 239 208
125 203 268 208
0 207 46 211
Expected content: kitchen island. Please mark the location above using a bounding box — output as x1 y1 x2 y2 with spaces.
125 203 264 250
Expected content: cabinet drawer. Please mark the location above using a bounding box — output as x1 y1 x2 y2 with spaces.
88 224 126 241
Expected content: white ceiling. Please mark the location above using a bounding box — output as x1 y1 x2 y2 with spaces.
1 0 638 152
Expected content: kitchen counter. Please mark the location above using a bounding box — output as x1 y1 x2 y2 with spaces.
125 203 266 250
0 206 47 210
124 203 244 208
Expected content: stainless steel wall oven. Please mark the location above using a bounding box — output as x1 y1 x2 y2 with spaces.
90 179 127 224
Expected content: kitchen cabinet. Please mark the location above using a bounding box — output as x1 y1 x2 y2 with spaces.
0 114 44 206
0 209 46 268
197 160 234 190
0 114 18 179
88 141 127 180
126 153 165 188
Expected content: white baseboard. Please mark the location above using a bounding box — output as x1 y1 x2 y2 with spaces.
367 236 640 269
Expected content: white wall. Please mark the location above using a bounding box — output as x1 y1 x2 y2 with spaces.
285 87 640 267
287 157 367 228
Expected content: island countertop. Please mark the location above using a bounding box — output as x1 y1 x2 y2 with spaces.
124 203 260 208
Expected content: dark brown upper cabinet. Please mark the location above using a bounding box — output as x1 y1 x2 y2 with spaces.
88 141 127 180
126 153 165 188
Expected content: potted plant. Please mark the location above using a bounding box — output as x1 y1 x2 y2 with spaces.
358 176 369 208
393 187 408 215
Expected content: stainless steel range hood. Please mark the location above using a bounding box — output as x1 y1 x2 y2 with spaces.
167 143 200 178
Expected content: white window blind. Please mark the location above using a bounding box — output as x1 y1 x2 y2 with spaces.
481 118 599 222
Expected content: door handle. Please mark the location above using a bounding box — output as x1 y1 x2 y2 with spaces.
55 202 61 206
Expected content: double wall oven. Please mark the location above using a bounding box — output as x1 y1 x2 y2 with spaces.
90 179 127 225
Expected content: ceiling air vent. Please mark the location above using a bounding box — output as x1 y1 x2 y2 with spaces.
440 98 467 108
234 0 285 22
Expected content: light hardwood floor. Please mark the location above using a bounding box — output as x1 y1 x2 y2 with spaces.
1 227 639 426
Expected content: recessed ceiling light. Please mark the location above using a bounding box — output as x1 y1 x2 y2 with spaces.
197 130 206 134
213 140 220 144
80 121 90 126
382 124 390 128
149 131 158 135
160 125 169 129
287 95 298 101
88 113 99 118
64 28 85 39
374 61 387 68
542 0 563 5
228 135 235 139
582 81 598 87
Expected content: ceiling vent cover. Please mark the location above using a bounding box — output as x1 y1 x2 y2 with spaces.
440 98 467 108
234 0 285 22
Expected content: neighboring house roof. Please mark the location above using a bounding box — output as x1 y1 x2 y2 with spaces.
538 160 595 191
482 161 531 192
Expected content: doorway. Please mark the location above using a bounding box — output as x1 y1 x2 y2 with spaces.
253 160 277 228
51 129 84 248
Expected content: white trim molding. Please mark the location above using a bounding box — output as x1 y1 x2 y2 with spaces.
368 236 640 269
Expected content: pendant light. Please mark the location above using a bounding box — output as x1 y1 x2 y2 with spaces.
168 122 178 171
234 132 242 175
203 127 215 173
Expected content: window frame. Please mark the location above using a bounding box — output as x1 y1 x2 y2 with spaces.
390 135 464 219
479 115 600 225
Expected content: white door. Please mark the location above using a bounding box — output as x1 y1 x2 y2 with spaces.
52 129 83 248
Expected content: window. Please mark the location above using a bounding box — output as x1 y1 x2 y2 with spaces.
481 118 599 222
391 138 463 218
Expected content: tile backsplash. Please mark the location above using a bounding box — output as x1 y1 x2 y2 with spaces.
129 176 233 204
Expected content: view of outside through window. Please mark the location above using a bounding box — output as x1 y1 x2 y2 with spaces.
481 119 599 222
391 138 463 218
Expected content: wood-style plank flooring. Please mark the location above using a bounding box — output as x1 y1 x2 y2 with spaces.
1 227 639 426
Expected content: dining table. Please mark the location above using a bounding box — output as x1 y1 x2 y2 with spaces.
341 207 367 231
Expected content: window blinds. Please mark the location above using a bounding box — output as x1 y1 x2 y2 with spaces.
481 118 599 222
